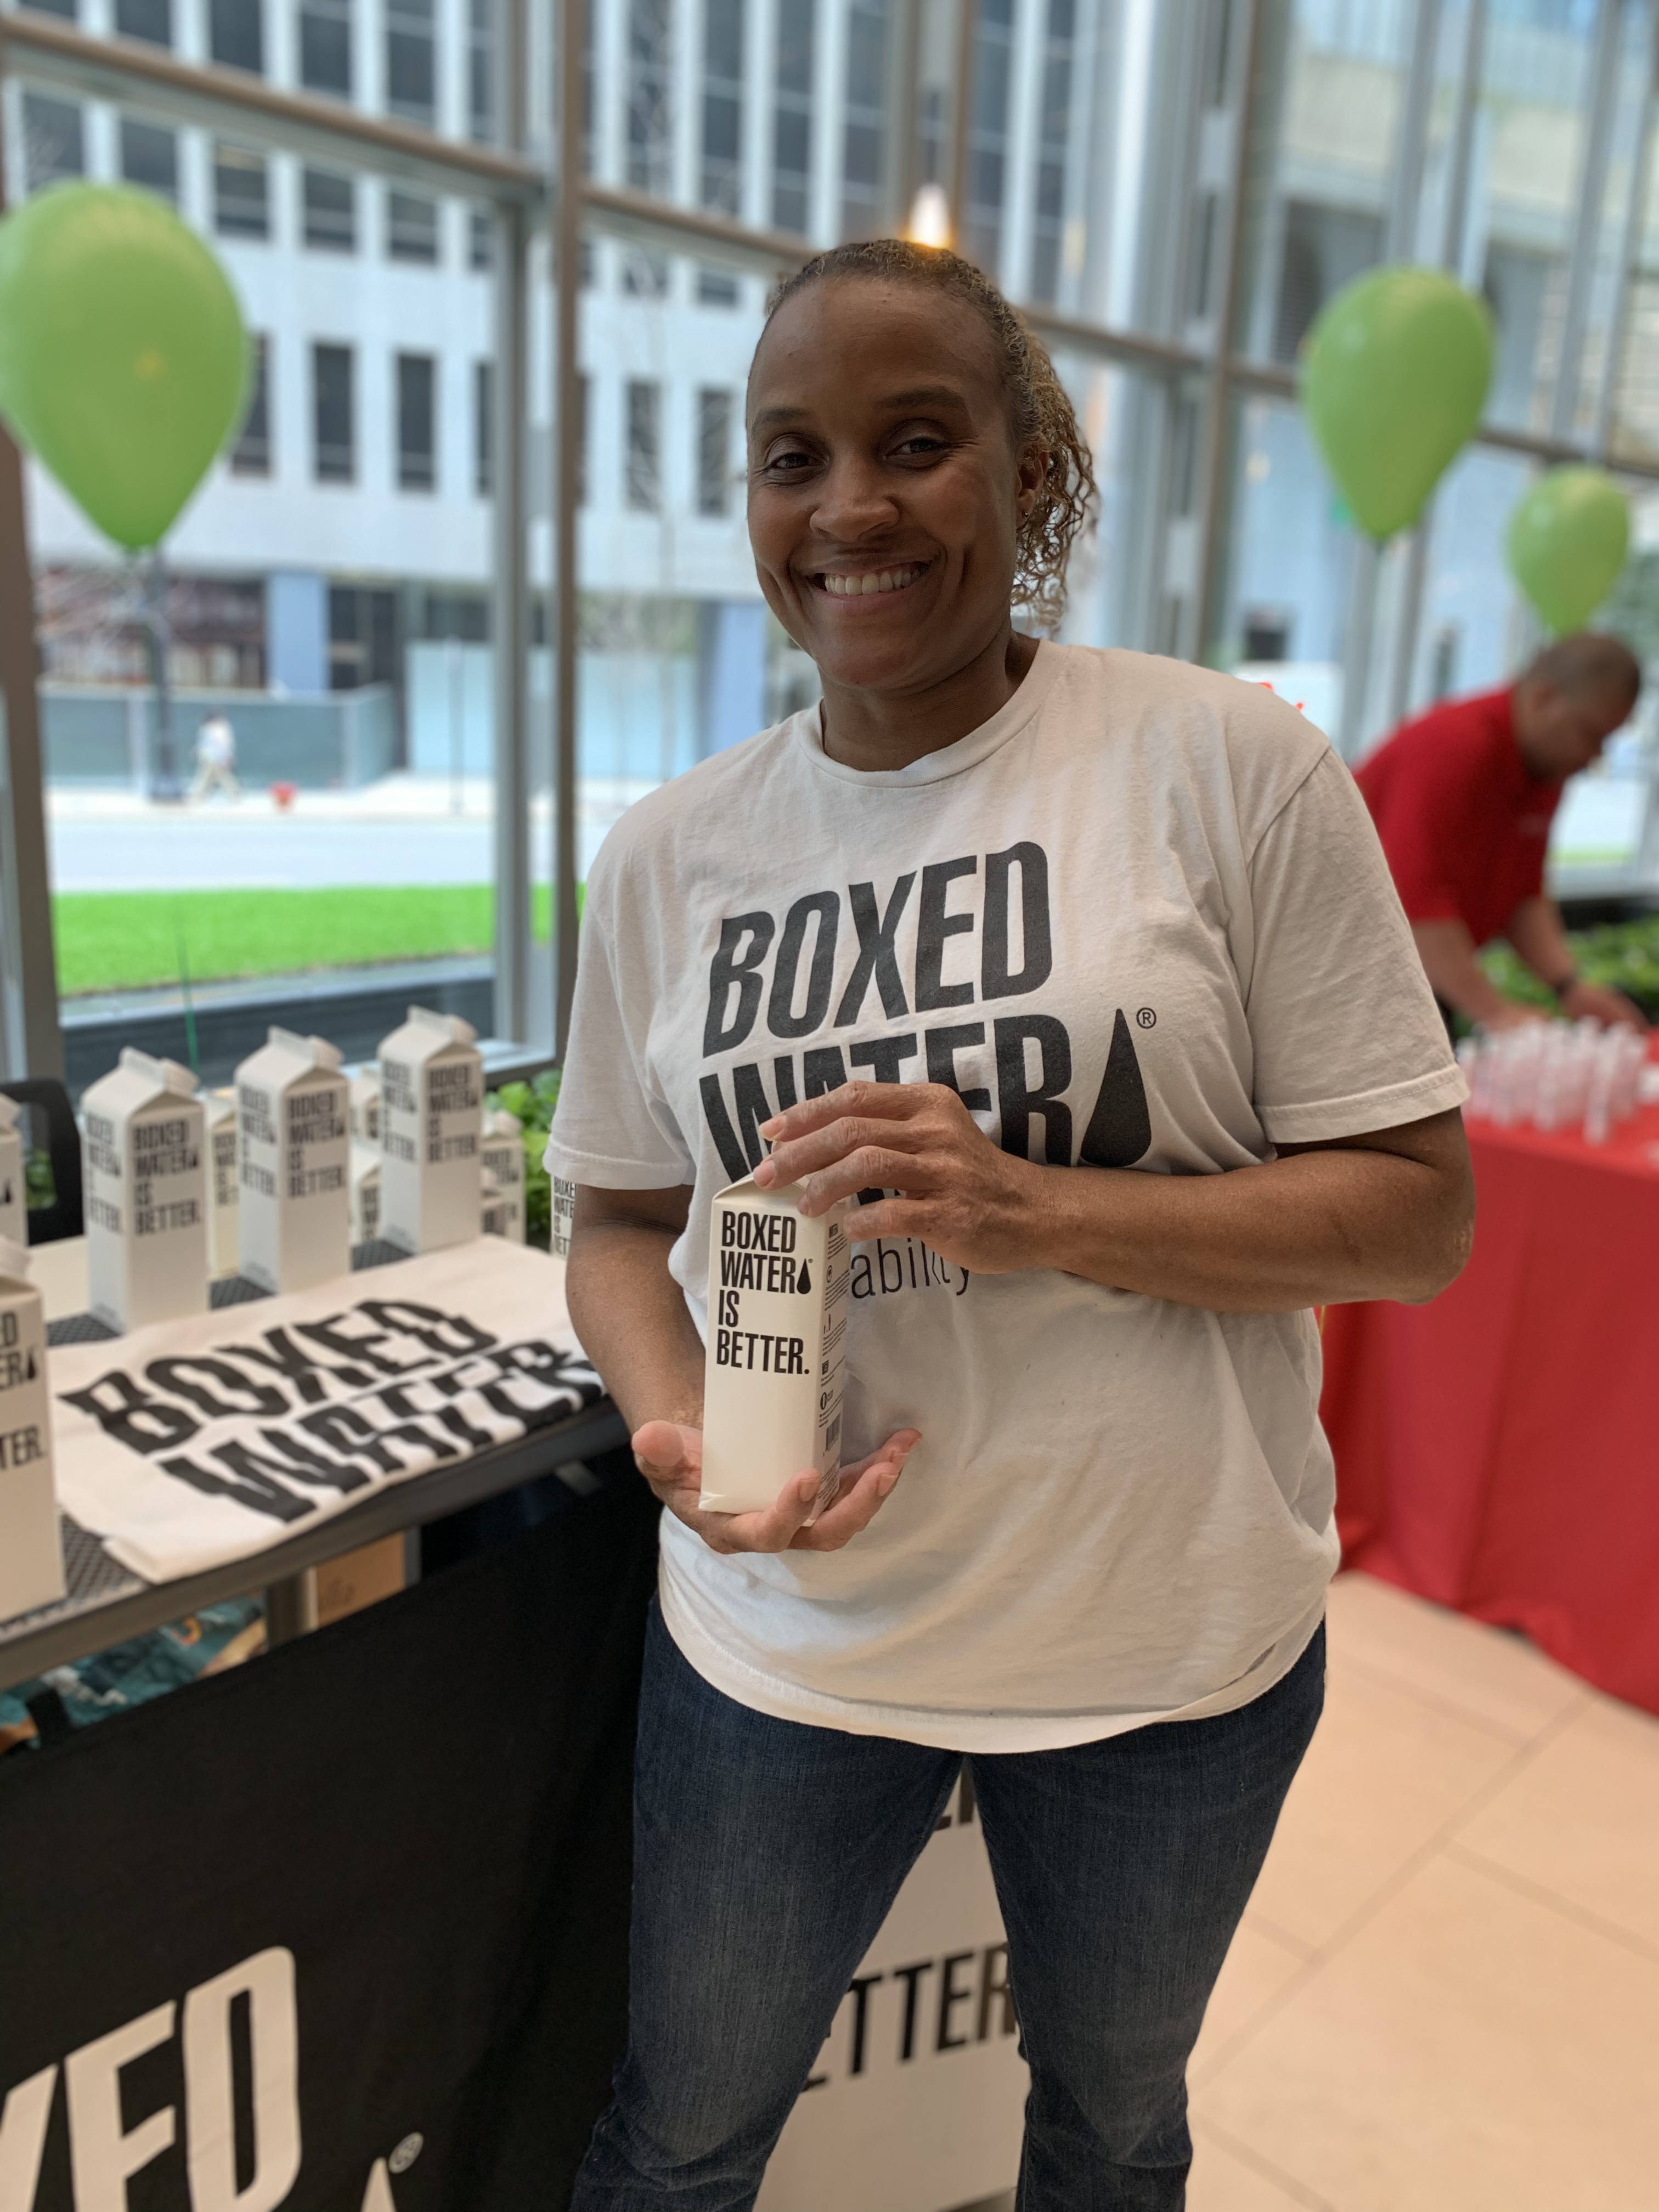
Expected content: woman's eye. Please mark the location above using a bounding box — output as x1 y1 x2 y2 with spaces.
893 433 948 459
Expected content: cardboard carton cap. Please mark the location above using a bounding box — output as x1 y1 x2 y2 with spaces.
269 1026 344 1071
484 1108 523 1136
120 1046 198 1096
405 1006 478 1047
0 1235 29 1280
0 1095 19 1135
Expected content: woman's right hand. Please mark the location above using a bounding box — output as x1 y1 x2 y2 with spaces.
630 1421 920 1555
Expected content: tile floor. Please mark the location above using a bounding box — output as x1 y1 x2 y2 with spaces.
968 1571 1659 2212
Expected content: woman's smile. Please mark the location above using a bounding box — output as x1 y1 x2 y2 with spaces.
807 559 933 602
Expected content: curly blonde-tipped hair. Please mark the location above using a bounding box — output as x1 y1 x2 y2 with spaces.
763 240 1097 633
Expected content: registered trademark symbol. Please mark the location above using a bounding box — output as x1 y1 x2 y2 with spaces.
390 2135 424 2175
1136 1007 1156 1029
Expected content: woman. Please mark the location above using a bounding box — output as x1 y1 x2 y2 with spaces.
550 240 1472 2209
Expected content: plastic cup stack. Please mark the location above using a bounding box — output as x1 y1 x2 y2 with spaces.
1458 1020 1647 1144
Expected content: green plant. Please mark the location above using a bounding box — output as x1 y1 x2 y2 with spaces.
1480 912 1659 1018
488 1068 561 1249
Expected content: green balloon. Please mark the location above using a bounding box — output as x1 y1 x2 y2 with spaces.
1302 264 1493 541
1506 466 1630 635
0 182 247 551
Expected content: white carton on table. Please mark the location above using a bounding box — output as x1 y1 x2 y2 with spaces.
349 1142 382 1246
379 1008 483 1254
0 1096 24 1249
0 1238 64 1619
480 1109 526 1243
349 1069 381 1144
82 1049 208 1332
203 1089 239 1278
699 1177 850 1519
236 1029 351 1294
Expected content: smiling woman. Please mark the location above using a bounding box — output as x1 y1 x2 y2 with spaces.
545 241 1474 2212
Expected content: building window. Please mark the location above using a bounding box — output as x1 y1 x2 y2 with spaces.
620 246 668 298
697 388 733 516
232 335 272 476
397 353 436 492
386 0 436 126
120 116 178 202
313 342 354 482
387 189 439 263
21 93 83 192
625 379 661 511
841 0 885 240
628 0 673 196
214 143 269 238
1029 0 1075 302
965 0 1014 275
469 206 494 269
469 0 493 143
701 0 742 215
697 265 739 307
299 0 352 98
774 0 814 234
116 0 172 45
474 360 493 497
210 0 263 72
19 0 77 20
303 167 356 250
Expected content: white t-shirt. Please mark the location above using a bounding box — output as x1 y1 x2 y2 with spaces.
547 643 1466 1750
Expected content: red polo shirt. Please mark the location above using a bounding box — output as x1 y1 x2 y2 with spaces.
1354 688 1564 949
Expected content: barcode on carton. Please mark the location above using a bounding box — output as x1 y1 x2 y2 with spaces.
824 1413 841 1455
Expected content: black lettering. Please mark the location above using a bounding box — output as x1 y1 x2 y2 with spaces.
802 1046 849 1098
703 912 776 1054
848 1033 918 1086
358 1301 496 1357
295 1313 428 1376
157 1449 312 1523
144 1357 286 1422
61 1373 200 1456
914 857 977 1012
772 1057 798 1110
224 1325 377 1400
995 1015 1072 1164
298 1404 416 1475
978 1943 1016 2040
848 1974 884 2076
894 1962 932 2062
982 843 1052 1000
767 892 840 1039
700 1068 771 1180
1079 1009 1153 1169
936 1951 976 2051
850 1250 873 1300
732 1064 776 1170
834 875 915 1025
925 1023 991 1114
219 1432 370 1495
877 1241 904 1294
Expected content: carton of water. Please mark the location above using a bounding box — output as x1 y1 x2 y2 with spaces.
82 1049 208 1331
0 1237 64 1620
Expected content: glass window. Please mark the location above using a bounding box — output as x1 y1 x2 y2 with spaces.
696 387 732 516
469 0 494 143
303 166 356 251
841 0 885 241
474 359 493 497
697 265 740 307
1028 0 1076 303
120 116 179 202
115 0 172 46
628 0 674 195
21 92 84 192
313 342 356 481
469 206 494 269
386 0 436 127
299 0 352 99
214 142 270 238
210 0 264 74
397 352 437 491
701 0 742 215
18 0 77 19
773 0 815 234
231 335 273 475
965 0 1014 276
626 379 662 510
387 189 439 263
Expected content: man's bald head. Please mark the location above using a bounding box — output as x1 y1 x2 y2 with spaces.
1525 633 1641 705
1513 633 1642 780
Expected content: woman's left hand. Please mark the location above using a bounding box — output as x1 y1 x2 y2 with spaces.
755 1081 1043 1274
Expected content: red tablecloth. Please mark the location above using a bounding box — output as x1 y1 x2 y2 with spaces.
1321 1094 1659 1717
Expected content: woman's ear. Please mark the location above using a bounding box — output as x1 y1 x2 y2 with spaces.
1015 441 1047 519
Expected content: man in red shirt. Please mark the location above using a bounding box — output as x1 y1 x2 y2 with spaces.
1356 634 1646 1031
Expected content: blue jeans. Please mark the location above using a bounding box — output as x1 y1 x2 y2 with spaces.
572 1605 1325 2211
